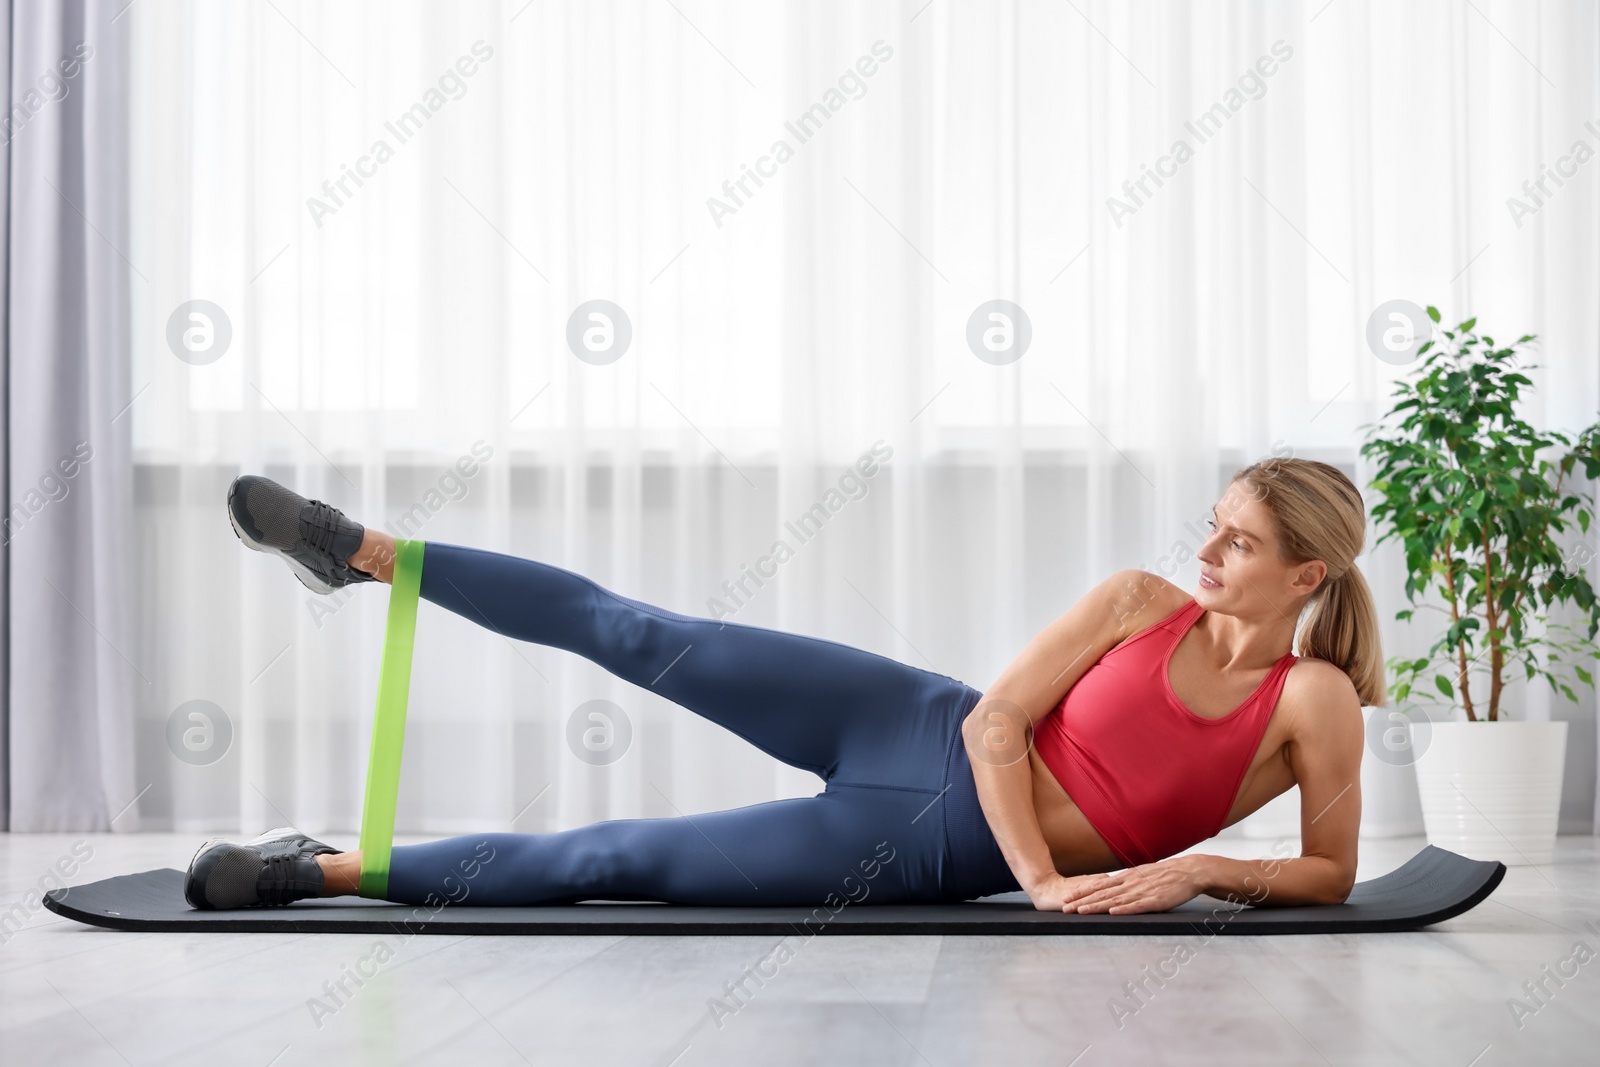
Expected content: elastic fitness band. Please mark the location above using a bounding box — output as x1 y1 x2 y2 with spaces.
356 538 425 899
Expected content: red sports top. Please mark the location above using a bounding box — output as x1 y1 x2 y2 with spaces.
1032 598 1297 868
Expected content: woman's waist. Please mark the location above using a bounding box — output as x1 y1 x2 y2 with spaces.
1026 745 1135 871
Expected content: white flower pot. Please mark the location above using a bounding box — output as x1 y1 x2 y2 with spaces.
1411 720 1567 866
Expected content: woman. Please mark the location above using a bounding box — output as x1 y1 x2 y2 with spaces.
187 458 1381 915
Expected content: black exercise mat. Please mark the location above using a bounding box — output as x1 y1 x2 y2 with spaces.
43 845 1503 936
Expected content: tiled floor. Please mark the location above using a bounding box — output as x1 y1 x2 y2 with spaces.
1 832 1596 1066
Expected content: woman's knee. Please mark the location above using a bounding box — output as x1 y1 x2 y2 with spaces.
557 821 652 893
591 597 683 678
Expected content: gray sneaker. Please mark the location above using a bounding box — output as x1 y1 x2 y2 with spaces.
227 475 377 594
184 826 342 909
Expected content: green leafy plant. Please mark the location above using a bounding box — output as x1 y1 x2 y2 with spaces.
1359 307 1600 721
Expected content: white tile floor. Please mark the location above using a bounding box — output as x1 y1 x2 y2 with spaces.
1 832 1596 1066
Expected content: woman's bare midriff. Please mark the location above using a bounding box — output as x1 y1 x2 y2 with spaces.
1027 746 1125 875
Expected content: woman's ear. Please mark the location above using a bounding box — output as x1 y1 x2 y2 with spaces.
1295 559 1329 597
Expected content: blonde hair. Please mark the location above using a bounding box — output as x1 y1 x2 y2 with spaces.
1230 458 1387 707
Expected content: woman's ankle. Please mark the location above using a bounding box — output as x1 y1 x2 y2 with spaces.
347 529 396 584
316 851 365 896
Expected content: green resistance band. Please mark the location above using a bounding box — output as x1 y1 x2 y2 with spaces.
357 538 425 899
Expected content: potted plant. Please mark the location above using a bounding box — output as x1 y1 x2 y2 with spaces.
1360 307 1600 866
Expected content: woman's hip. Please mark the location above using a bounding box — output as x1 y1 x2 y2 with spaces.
835 681 1025 902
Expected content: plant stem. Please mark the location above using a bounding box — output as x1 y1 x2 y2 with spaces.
1438 412 1480 723
1482 520 1502 721
1439 544 1477 721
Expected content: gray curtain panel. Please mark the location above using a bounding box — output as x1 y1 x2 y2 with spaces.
0 1 10 832
4 0 137 831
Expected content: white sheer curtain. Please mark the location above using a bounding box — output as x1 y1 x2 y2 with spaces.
125 0 1599 840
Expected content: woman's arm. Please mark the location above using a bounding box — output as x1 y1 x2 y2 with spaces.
1206 662 1364 906
964 569 1175 910
961 709 1057 899
1184 670 1362 906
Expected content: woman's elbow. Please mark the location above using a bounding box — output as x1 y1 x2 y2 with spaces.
1321 868 1357 905
961 702 1033 768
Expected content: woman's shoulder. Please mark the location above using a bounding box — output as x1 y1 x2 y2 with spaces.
1283 655 1357 691
1103 570 1195 652
1278 657 1365 734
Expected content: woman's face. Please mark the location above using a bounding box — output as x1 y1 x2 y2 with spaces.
1194 480 1325 615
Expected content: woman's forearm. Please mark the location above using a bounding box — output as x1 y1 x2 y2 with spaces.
1186 853 1353 907
962 711 1057 892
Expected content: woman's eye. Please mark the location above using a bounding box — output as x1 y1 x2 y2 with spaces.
1208 518 1245 551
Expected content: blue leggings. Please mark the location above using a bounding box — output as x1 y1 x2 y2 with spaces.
383 542 1021 907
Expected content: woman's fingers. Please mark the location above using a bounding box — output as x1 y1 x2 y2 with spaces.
1060 872 1122 904
1073 895 1125 912
1067 882 1127 907
1071 893 1141 914
1065 875 1151 912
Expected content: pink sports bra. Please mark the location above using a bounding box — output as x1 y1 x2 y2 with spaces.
1032 598 1297 867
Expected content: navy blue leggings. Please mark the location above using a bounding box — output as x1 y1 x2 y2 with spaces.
383 542 1021 907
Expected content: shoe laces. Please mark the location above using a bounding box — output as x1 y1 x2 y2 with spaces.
301 500 343 555
258 852 314 906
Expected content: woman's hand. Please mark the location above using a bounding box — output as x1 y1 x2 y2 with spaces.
1024 870 1121 912
1052 857 1207 915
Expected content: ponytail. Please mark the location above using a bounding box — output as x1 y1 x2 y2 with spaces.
1300 564 1387 707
